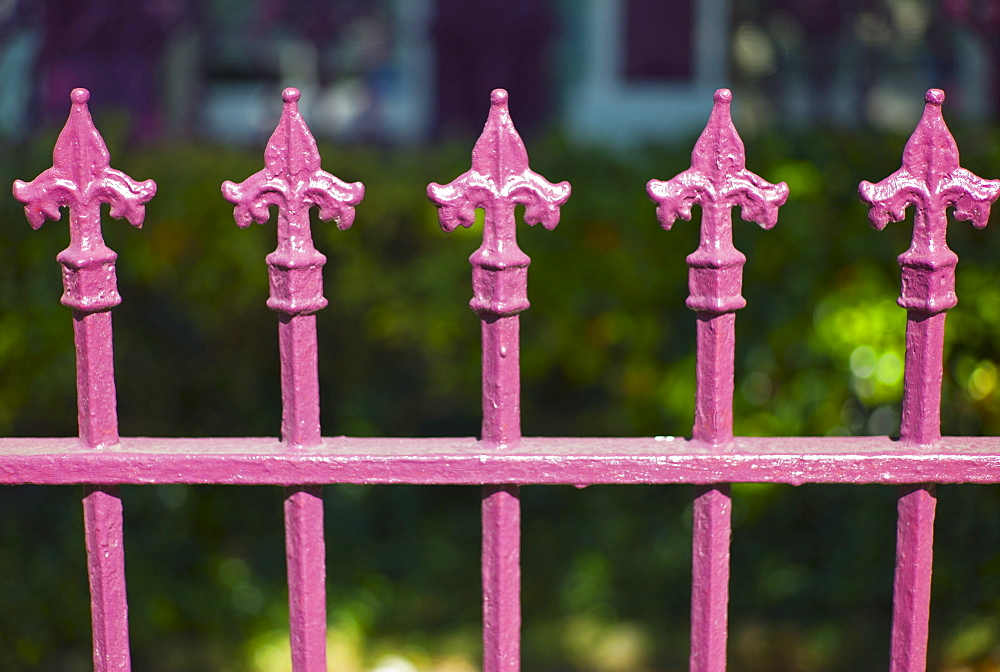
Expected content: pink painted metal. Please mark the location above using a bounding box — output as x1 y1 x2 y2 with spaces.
83 485 130 672
428 88 570 446
13 87 157 672
648 88 788 444
222 87 364 447
860 89 999 672
428 89 570 672
648 88 787 672
690 484 730 672
482 484 521 672
13 88 156 448
223 87 364 672
285 484 326 672
8 85 1000 672
892 484 937 672
3 436 1000 485
859 88 1000 446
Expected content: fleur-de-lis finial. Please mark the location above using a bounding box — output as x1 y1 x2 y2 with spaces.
648 89 788 315
14 87 156 313
860 89 1000 315
429 88 570 319
647 89 787 442
13 87 156 445
223 87 365 317
860 89 1000 446
222 86 364 446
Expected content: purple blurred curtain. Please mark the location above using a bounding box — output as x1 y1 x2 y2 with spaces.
623 0 694 82
430 0 556 138
37 0 187 137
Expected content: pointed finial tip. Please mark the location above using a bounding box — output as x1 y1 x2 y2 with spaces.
926 89 945 105
282 87 301 104
714 89 732 104
491 89 508 106
71 88 90 104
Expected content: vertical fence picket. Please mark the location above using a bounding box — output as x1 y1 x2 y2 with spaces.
648 89 788 672
223 87 365 672
284 483 327 670
860 89 1000 672
13 88 156 672
482 483 521 672
428 89 570 672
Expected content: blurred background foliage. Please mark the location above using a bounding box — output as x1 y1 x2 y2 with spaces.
2 108 1000 672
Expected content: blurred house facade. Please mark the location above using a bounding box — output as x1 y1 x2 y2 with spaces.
0 0 995 145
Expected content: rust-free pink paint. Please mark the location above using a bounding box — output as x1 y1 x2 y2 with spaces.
429 89 570 672
861 89 1000 672
648 88 788 672
14 88 156 672
223 87 364 672
8 86 1000 672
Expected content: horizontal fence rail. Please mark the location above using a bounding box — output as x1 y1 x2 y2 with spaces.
3 437 1000 485
7 85 1000 672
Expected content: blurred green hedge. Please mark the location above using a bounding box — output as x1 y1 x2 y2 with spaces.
1 116 999 672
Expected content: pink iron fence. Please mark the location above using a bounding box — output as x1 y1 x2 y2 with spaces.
6 84 1000 672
